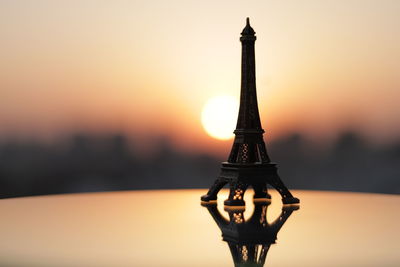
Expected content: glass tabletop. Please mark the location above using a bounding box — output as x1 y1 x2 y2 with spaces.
0 189 398 266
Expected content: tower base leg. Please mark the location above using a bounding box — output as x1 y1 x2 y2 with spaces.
224 182 248 206
252 182 271 202
269 173 300 204
201 178 227 202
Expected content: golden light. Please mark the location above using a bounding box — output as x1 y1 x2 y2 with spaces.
201 95 239 140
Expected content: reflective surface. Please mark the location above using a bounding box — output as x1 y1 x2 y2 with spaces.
0 190 399 266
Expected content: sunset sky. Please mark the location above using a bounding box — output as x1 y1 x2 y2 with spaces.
1 0 399 155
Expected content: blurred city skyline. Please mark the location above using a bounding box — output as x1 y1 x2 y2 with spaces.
0 130 399 198
1 0 400 158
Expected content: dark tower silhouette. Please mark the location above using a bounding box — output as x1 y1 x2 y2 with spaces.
201 18 299 206
202 202 298 266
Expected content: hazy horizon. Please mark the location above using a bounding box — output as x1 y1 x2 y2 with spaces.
1 129 399 198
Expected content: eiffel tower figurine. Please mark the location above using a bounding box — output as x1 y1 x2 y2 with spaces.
201 18 300 206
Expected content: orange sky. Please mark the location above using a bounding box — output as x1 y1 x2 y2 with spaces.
0 0 399 155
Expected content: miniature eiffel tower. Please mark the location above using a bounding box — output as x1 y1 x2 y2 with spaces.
202 202 299 266
201 18 299 206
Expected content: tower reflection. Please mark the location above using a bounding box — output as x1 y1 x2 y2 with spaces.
202 201 299 266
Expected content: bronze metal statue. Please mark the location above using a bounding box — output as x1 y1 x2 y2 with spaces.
201 18 299 206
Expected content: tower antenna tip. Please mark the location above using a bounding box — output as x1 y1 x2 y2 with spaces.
246 17 250 25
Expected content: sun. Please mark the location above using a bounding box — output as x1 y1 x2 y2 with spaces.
201 95 239 140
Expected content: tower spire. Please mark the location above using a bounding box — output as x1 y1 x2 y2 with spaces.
229 17 266 164
241 17 256 36
236 17 261 132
